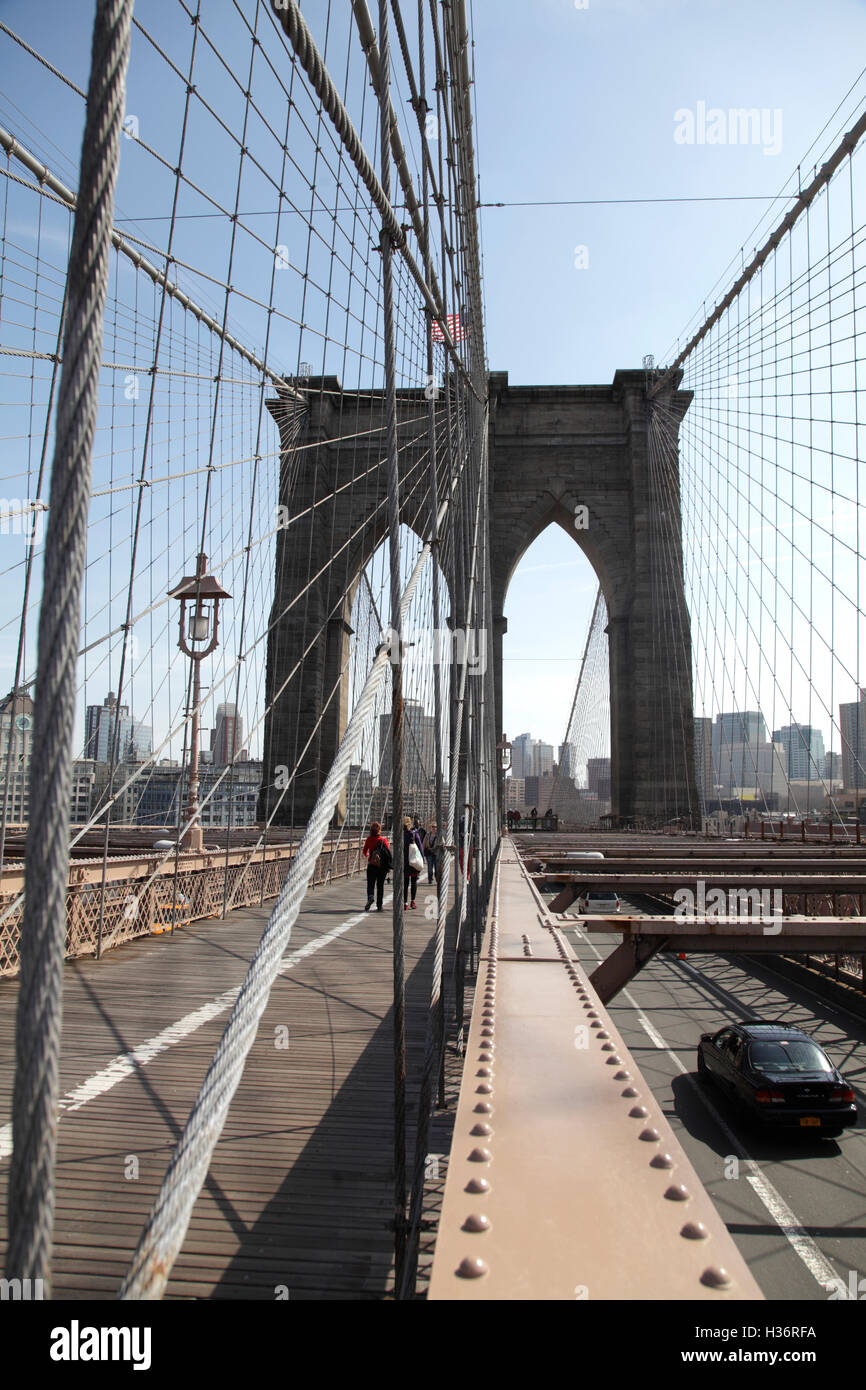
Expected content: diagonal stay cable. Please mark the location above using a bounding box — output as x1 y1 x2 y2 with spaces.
118 538 431 1300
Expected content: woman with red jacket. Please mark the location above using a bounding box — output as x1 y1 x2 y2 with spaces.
362 821 391 912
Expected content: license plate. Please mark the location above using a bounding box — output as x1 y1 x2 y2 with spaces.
800 1117 821 1127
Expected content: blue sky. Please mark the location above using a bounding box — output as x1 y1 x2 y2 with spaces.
469 0 866 752
1 0 865 769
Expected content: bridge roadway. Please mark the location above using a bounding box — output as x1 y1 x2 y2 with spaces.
558 892 866 1300
4 831 865 1301
0 873 462 1299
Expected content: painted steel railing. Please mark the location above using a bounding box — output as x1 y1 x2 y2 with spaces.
0 837 365 977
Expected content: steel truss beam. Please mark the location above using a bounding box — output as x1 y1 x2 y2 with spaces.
428 847 762 1299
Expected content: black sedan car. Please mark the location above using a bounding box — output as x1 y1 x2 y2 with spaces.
697 1021 857 1137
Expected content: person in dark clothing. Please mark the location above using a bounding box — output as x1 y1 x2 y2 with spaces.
422 820 440 884
362 820 391 911
403 816 423 908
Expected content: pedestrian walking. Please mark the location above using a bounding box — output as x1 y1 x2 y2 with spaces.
362 820 392 911
423 820 440 884
403 815 424 908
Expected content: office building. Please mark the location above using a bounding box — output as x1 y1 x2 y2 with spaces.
840 691 866 789
511 733 533 780
505 777 525 811
85 691 152 763
511 733 554 780
378 700 436 789
693 716 713 808
212 703 244 766
587 757 611 801
0 687 34 823
347 764 374 826
772 724 825 781
70 760 97 824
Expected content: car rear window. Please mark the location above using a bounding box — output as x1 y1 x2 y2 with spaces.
586 891 617 901
748 1040 832 1073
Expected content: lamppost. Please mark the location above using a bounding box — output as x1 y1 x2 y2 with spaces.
497 733 512 830
168 553 230 852
497 733 512 773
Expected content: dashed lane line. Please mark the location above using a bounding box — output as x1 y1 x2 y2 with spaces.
567 918 843 1296
0 897 390 1162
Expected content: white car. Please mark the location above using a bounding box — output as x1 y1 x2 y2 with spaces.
576 890 621 915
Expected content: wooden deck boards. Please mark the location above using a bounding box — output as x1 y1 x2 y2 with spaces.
0 874 469 1299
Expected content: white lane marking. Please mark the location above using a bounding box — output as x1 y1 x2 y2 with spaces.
637 1013 667 1049
0 897 387 1161
625 990 842 1293
568 923 843 1295
745 1171 842 1290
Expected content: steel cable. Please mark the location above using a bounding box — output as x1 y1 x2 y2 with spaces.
5 0 133 1289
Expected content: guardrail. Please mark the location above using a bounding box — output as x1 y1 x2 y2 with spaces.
0 836 365 977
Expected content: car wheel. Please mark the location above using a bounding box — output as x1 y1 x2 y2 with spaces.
822 1128 843 1139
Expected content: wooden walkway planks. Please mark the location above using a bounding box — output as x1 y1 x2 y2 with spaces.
0 872 469 1299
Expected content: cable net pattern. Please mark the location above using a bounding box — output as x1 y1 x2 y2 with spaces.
652 93 866 831
1 0 497 1301
549 587 611 826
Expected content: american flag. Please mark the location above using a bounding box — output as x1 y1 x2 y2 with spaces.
432 312 467 344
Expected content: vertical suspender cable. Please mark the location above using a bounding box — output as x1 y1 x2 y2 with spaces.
5 0 134 1289
397 2 447 1296
376 0 408 1295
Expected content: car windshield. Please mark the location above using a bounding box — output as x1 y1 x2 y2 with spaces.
748 1039 832 1073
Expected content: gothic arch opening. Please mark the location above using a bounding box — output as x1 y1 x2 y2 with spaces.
502 524 610 823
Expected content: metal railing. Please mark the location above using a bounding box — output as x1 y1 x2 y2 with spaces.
0 836 365 977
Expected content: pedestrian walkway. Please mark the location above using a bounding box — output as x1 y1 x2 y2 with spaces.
0 873 465 1298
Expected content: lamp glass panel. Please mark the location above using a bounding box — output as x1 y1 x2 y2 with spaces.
188 604 211 642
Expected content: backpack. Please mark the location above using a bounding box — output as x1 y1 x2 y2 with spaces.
370 840 392 871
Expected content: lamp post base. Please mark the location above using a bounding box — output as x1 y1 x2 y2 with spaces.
181 821 203 853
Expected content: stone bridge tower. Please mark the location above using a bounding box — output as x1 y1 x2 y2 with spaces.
487 369 698 827
259 369 699 829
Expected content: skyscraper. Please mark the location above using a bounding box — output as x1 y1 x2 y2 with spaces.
840 691 866 789
693 716 713 808
533 740 554 777
510 733 553 779
712 711 768 792
586 757 611 801
346 764 374 826
772 724 826 781
378 700 436 789
212 703 244 766
511 733 533 780
84 691 151 763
